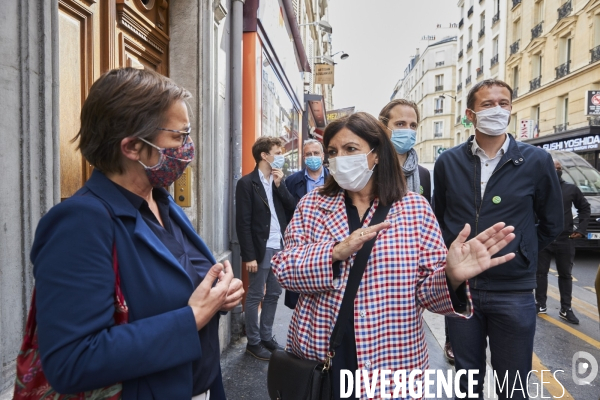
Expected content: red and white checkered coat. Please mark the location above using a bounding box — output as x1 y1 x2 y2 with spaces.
272 190 473 398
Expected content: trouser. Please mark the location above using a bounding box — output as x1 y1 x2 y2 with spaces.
245 248 282 346
596 263 600 329
535 236 575 309
447 289 536 399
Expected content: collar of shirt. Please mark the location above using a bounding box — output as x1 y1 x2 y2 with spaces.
471 133 510 161
258 168 273 186
304 167 324 182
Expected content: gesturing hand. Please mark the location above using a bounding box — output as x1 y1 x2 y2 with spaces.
188 261 234 330
445 222 516 291
332 222 391 262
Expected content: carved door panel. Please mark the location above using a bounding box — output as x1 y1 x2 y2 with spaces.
58 0 97 200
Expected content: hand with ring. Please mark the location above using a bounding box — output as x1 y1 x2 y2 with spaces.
332 222 390 262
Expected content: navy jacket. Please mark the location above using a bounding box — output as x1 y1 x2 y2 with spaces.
284 167 330 222
31 170 219 399
433 135 563 291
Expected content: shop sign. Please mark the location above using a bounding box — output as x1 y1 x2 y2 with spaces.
314 64 334 85
586 91 600 116
326 107 355 122
520 119 535 140
541 134 600 152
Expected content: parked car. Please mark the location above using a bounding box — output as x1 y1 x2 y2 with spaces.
548 150 600 249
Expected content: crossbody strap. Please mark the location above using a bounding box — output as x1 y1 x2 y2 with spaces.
328 202 391 352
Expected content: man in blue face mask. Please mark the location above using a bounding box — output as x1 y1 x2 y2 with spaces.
283 139 330 309
433 79 563 399
235 136 296 361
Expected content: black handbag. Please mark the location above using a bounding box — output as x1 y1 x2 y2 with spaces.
267 203 391 400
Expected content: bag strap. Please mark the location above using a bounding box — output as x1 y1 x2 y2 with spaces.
328 202 391 353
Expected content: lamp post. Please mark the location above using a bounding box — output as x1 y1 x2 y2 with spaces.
298 20 333 34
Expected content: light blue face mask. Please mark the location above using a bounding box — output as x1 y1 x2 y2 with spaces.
389 129 417 154
305 156 322 171
269 154 285 169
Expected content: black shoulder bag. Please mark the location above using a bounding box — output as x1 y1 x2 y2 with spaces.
267 203 391 400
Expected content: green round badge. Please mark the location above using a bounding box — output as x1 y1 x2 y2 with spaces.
419 185 424 195
492 196 501 204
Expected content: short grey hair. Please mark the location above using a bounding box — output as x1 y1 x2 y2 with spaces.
303 139 324 153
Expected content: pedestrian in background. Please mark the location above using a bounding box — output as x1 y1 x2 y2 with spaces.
283 138 330 309
24 68 243 400
378 99 431 202
273 112 517 399
433 79 563 399
535 159 590 324
235 136 296 360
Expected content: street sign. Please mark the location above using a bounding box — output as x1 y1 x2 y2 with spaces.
585 90 600 116
520 119 535 140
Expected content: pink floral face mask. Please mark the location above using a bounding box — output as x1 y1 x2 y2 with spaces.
138 137 195 187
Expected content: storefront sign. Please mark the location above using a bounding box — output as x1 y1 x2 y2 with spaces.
520 119 535 140
326 107 355 122
586 90 600 116
314 64 334 85
541 134 600 152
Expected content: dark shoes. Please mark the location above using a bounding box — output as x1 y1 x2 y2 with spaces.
261 336 284 352
443 341 455 365
246 343 271 361
536 304 547 314
559 308 579 324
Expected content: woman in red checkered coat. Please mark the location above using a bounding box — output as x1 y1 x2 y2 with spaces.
272 112 517 399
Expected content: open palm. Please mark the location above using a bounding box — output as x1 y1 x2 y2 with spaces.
446 222 516 290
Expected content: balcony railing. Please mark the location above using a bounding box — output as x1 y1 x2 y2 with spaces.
478 27 485 40
459 18 464 28
476 67 483 77
466 75 472 86
530 75 541 91
467 40 473 51
491 54 499 67
468 6 474 17
512 0 522 8
435 85 444 91
436 61 445 67
558 0 572 22
512 88 519 99
555 60 570 79
457 83 463 92
510 40 520 55
434 131 443 138
531 22 543 40
434 109 444 115
554 123 569 133
591 45 600 63
492 12 500 25
589 117 600 126
458 50 464 59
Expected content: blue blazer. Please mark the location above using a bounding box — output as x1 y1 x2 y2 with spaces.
31 170 218 399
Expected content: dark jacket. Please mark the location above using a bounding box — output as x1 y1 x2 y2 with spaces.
284 167 330 222
418 165 432 204
235 166 296 263
31 170 218 399
558 178 591 237
433 134 563 291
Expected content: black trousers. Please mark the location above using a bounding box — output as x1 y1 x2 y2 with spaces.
535 236 575 309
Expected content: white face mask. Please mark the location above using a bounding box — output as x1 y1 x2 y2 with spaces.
329 149 376 192
470 106 511 136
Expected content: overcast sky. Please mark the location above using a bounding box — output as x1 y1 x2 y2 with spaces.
328 0 460 116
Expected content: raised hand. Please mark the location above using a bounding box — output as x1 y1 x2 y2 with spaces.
188 261 234 330
445 222 516 290
272 168 284 187
332 222 391 262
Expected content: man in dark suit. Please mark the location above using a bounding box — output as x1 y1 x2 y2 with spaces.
235 136 295 360
283 139 330 309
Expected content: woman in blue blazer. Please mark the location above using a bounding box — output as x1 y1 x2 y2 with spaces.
29 68 243 399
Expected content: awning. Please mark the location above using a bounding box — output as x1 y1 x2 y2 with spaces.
524 124 600 151
304 94 328 141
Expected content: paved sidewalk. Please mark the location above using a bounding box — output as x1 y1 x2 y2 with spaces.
221 295 456 399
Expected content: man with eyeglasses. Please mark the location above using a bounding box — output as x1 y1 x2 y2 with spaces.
282 139 330 309
535 160 590 324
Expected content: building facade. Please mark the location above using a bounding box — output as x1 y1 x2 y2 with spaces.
393 36 458 165
455 0 508 144
505 0 600 170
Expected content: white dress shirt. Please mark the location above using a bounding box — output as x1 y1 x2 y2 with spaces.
471 134 510 197
258 169 281 250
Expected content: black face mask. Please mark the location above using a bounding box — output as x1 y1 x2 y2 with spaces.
556 170 563 179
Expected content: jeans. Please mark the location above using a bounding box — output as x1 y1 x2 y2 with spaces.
447 289 536 399
245 248 282 346
536 236 575 309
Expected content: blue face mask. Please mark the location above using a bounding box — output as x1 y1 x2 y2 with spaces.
269 154 285 169
390 129 417 154
305 156 322 171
